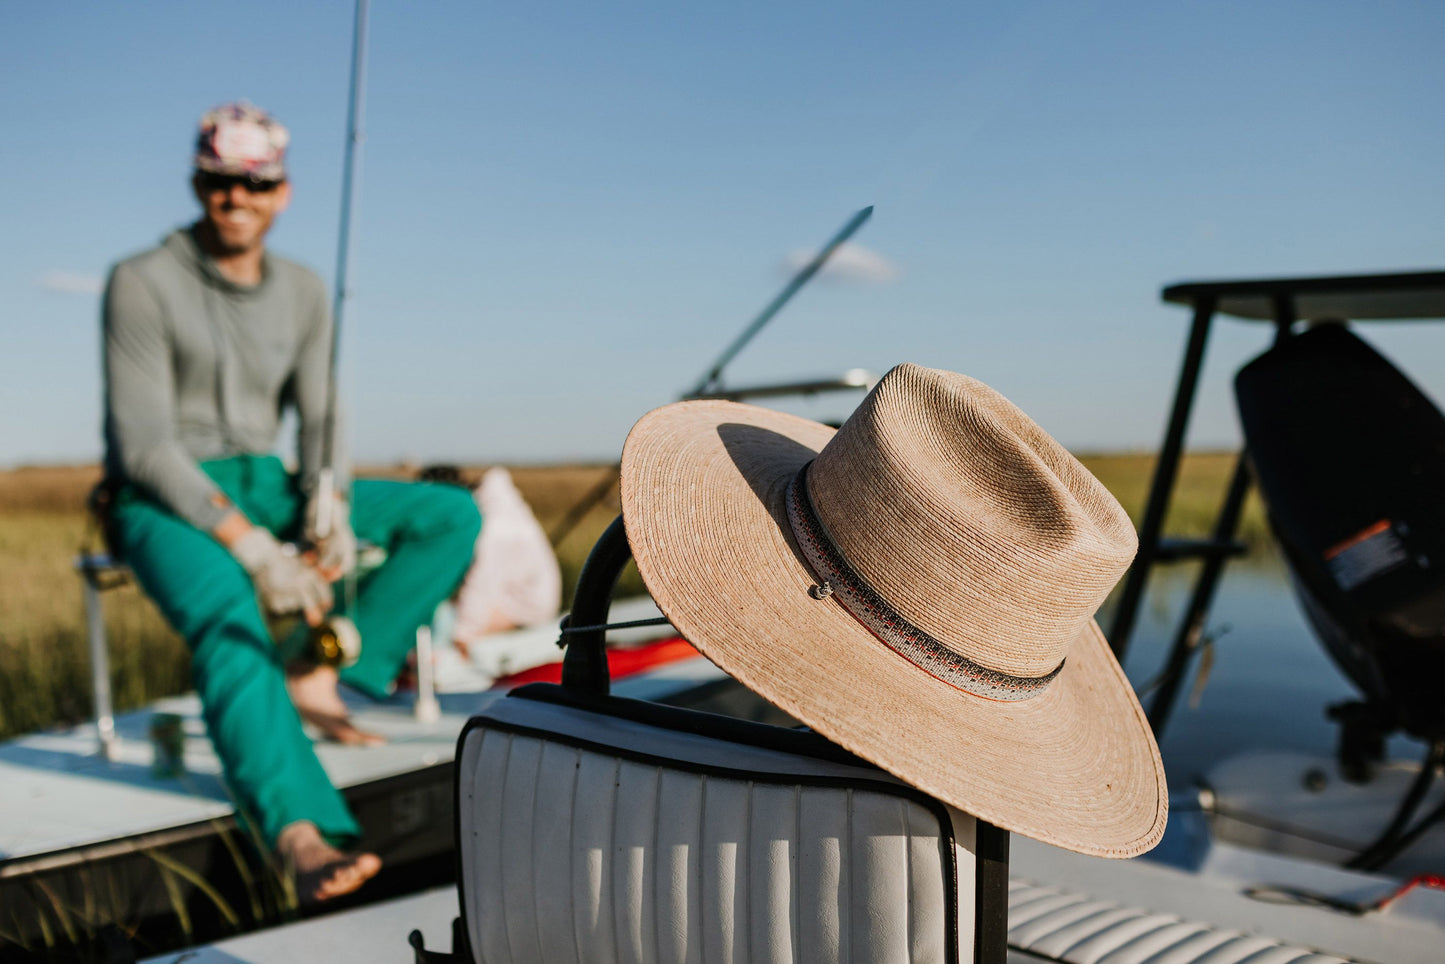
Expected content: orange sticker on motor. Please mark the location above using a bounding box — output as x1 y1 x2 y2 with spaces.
1325 519 1392 560
1325 519 1409 591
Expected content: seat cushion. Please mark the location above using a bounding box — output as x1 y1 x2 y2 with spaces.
456 690 978 963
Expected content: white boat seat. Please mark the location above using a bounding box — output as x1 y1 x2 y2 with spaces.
455 684 1005 963
1005 879 1353 964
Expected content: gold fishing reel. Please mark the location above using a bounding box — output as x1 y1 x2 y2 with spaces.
264 540 383 669
308 615 362 668
267 612 362 669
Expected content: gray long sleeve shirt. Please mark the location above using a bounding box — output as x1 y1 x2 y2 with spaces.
102 226 347 532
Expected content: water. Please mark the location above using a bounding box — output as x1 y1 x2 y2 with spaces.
1111 553 1423 791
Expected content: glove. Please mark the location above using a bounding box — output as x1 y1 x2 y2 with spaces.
230 527 334 621
305 491 357 578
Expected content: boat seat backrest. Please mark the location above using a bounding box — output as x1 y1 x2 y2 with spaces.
456 685 980 963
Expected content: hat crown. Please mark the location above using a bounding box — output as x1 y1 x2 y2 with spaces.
807 364 1137 679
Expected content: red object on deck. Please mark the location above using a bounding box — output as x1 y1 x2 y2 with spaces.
492 636 700 688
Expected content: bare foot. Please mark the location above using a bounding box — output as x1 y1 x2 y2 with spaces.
276 821 382 903
286 663 385 746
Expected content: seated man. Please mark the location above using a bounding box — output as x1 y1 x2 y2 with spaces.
101 102 480 901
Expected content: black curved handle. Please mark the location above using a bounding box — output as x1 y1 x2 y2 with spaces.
560 515 633 695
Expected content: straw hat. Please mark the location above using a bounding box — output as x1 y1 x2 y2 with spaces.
620 363 1166 857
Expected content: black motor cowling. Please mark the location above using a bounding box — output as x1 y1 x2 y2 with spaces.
1235 323 1445 769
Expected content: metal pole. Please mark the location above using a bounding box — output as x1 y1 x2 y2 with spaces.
1146 452 1252 736
82 567 117 760
1145 294 1288 735
685 205 873 399
551 207 875 548
973 819 1010 964
315 0 369 537
1108 296 1217 662
414 625 440 723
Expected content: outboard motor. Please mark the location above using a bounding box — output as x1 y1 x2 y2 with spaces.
1235 322 1445 782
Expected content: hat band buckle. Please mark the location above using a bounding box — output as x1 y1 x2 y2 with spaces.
785 462 1064 702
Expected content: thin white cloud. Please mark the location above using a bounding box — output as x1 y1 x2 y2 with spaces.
40 271 104 296
782 242 900 284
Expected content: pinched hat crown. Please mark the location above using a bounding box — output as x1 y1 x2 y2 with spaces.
799 364 1138 690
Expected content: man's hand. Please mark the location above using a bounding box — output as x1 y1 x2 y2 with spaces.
229 526 334 625
305 492 357 582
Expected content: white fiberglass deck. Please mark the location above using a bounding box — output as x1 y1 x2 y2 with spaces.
143 819 1445 963
0 689 486 865
0 599 682 865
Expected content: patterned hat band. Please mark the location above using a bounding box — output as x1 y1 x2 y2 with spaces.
785 462 1064 702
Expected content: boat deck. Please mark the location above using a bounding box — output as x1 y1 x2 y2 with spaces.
0 601 693 959
9 595 1445 962
0 599 681 867
143 832 1445 963
0 687 487 868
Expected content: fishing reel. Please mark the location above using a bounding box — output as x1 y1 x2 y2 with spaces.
307 615 362 669
267 611 363 669
264 541 383 669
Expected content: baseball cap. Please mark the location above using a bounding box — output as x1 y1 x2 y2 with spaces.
194 102 289 181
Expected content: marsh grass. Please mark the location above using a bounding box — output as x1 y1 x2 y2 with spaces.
2 814 301 963
0 463 634 741
0 506 187 741
1080 451 1271 548
0 454 1264 740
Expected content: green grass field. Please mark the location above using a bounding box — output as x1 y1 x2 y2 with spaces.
0 454 1267 740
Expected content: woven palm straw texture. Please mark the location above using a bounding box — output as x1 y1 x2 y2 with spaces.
621 364 1166 857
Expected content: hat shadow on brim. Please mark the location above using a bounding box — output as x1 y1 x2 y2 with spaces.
719 420 819 556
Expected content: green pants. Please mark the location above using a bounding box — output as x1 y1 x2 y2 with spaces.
113 455 481 847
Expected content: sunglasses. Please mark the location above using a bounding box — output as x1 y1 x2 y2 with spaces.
196 172 284 194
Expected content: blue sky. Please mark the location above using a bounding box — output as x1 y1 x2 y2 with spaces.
3 1 1441 466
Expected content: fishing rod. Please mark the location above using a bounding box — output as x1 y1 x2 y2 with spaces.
315 0 369 538
273 0 367 668
548 205 875 546
684 205 873 399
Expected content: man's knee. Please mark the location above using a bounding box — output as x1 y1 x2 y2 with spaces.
410 482 482 545
450 485 484 543
115 505 261 641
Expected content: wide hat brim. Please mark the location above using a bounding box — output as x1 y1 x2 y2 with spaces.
621 400 1167 858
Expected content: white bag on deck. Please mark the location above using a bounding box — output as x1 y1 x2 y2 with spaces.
452 468 561 642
